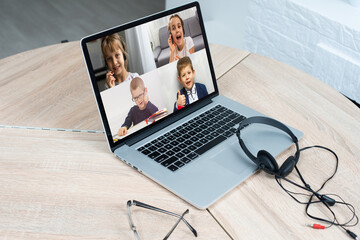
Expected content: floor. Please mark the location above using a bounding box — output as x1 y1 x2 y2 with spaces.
0 0 165 59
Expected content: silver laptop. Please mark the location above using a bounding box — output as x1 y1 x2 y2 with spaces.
81 2 303 209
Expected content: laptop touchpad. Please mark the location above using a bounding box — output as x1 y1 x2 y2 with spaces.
211 138 257 174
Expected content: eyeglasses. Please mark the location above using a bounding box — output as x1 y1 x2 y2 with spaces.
127 200 197 240
132 91 145 102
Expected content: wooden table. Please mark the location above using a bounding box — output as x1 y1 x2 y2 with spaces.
0 41 359 239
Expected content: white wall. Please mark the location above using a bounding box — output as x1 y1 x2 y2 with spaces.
244 0 360 103
166 0 360 103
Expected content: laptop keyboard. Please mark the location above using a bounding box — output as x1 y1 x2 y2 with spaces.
137 105 248 172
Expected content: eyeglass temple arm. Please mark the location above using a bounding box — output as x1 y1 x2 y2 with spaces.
163 209 189 240
132 200 197 237
127 201 141 240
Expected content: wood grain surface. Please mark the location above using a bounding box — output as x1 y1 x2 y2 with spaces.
210 53 360 240
0 42 102 131
0 128 229 239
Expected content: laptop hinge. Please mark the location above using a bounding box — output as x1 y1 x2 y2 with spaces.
124 97 213 147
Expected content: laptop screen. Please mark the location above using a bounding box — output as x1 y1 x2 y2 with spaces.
81 2 217 148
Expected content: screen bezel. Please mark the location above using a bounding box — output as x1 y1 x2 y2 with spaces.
80 1 219 151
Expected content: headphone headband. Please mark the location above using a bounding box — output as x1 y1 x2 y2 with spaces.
236 116 299 166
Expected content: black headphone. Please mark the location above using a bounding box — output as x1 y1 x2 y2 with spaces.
236 116 300 177
236 117 360 237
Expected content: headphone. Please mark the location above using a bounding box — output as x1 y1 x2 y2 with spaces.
236 116 360 237
236 116 300 177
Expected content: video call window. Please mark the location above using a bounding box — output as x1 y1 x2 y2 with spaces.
86 7 214 142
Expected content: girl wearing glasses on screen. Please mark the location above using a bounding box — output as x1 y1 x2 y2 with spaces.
168 14 195 63
101 33 139 89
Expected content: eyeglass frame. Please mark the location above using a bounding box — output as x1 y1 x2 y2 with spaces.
132 90 145 102
126 200 197 240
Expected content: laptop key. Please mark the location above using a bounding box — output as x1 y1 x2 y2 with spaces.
158 147 167 153
195 135 227 155
148 151 160 159
189 130 197 136
170 140 180 146
168 135 176 141
208 126 216 132
218 120 227 126
184 140 192 145
183 134 191 139
162 156 178 167
148 146 157 152
182 148 191 155
190 136 199 142
230 127 237 133
174 161 185 168
190 122 199 128
142 149 151 155
223 131 235 138
155 154 168 163
212 123 221 129
181 157 191 164
217 107 226 112
178 143 187 149
202 130 210 135
172 147 181 153
176 152 185 158
188 145 197 151
179 129 187 134
173 132 181 137
225 122 235 128
137 146 145 151
168 165 179 172
233 115 246 124
211 132 220 137
164 144 173 149
166 150 175 156
187 152 199 160
196 133 205 138
205 135 214 141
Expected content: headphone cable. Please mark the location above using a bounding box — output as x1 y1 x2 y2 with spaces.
273 145 358 239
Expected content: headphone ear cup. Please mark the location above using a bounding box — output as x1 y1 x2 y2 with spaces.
278 156 296 177
257 150 279 175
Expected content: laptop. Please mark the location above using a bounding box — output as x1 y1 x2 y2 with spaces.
80 2 303 209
